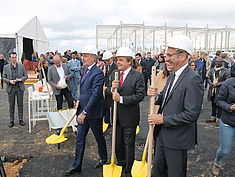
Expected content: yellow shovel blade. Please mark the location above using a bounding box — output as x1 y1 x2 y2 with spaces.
131 160 147 177
45 134 67 144
103 120 109 132
103 160 122 177
136 125 140 134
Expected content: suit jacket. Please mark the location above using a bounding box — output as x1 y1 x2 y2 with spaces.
108 68 145 128
77 64 105 119
3 63 28 93
155 66 204 149
48 63 72 95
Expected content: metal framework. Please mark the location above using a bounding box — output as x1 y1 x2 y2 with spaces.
96 21 235 54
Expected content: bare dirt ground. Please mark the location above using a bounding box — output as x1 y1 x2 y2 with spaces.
0 86 234 177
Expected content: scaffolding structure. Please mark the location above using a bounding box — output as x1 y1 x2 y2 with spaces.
96 21 235 54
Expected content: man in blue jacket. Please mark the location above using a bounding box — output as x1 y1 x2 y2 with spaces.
63 45 107 176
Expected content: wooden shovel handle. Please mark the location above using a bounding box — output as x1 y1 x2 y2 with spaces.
111 72 119 158
147 66 156 177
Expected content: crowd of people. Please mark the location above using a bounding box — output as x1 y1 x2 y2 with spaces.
0 35 235 176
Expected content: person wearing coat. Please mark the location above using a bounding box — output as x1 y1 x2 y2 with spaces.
207 57 229 125
0 54 8 89
108 47 145 177
3 52 28 127
68 53 81 101
212 71 235 176
48 55 73 110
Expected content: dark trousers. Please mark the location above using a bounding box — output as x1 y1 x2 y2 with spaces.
104 106 113 124
211 95 222 118
55 88 73 110
116 123 136 173
152 131 188 177
7 86 24 122
73 118 107 170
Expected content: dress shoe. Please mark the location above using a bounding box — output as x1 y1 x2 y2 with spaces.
63 167 81 176
9 122 14 128
94 159 107 169
19 120 25 126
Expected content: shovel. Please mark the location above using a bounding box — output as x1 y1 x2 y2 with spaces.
103 72 122 177
147 66 157 177
131 131 150 177
58 110 77 132
46 102 79 144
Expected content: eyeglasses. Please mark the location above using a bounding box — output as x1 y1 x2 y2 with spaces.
166 52 178 57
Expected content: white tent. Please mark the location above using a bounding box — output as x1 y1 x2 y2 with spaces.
0 16 49 62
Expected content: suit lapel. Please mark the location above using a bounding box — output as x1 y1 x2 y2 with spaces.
163 66 190 107
120 68 133 90
81 65 95 86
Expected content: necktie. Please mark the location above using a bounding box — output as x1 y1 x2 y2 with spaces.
120 72 124 87
163 72 175 104
81 68 89 81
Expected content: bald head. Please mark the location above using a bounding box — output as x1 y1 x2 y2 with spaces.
53 55 62 67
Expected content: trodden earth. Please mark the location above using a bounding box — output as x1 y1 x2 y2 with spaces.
0 86 234 177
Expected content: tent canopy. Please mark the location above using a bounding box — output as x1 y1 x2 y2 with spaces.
0 16 49 61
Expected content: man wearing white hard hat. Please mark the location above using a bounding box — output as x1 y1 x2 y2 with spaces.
108 46 145 176
63 45 107 176
102 50 118 125
148 35 204 177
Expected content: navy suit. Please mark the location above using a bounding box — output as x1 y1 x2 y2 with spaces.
73 64 107 170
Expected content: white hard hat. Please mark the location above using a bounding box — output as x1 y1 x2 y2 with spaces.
116 47 134 58
102 50 113 60
167 35 193 55
81 45 97 55
57 79 67 89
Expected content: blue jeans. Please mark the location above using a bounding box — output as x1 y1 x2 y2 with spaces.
215 120 235 165
70 77 79 101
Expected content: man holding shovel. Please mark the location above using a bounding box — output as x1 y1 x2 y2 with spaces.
108 47 145 177
148 35 204 177
63 45 107 176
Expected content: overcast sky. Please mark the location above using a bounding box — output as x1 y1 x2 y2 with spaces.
1 0 235 53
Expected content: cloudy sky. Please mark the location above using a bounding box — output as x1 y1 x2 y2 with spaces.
1 0 235 53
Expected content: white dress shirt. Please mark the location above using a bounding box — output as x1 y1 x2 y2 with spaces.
56 64 65 79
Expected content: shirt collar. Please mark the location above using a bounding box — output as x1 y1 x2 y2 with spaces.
175 63 188 77
88 63 96 70
55 63 62 68
122 67 131 75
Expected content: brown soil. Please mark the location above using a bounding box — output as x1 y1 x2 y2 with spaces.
4 159 28 177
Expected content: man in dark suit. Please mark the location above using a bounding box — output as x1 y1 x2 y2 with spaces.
48 55 73 110
108 47 145 177
63 45 107 176
145 52 155 94
102 50 118 125
3 52 28 127
148 35 204 177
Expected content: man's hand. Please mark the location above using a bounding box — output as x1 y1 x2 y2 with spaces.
230 104 235 111
103 86 107 92
16 78 21 82
147 86 157 96
112 92 120 102
10 80 16 85
111 80 119 92
77 113 86 124
56 84 62 89
64 76 69 80
148 114 164 125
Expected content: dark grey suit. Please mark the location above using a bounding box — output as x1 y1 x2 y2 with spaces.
3 63 28 122
153 66 204 177
48 63 73 110
108 68 145 173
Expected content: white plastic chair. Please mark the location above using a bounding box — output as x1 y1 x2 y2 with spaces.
27 86 51 133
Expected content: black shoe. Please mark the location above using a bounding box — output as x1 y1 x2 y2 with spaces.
94 159 107 169
19 120 25 126
9 121 14 128
63 167 81 176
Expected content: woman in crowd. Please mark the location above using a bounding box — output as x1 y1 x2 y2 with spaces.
188 60 197 72
154 54 165 71
212 70 235 176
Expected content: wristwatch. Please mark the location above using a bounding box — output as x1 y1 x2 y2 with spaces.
82 110 88 115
